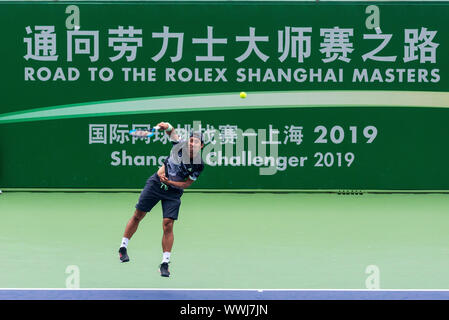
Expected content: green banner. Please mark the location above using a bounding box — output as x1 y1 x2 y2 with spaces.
0 1 448 190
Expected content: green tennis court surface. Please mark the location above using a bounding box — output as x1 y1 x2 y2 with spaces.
0 192 448 289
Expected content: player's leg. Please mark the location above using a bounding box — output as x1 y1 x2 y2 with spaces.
160 218 175 277
123 209 147 241
119 179 160 263
119 209 149 263
162 218 175 255
159 197 181 277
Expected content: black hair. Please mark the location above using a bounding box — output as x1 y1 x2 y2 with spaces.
190 131 204 144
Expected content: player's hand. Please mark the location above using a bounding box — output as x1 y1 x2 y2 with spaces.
156 122 169 131
159 175 170 184
157 168 165 180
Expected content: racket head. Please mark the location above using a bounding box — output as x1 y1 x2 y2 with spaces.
129 128 156 138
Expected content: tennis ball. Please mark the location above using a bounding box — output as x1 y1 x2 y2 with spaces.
240 92 247 99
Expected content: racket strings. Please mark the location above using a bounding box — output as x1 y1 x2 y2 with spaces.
129 125 160 138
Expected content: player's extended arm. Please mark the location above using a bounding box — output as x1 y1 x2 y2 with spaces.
157 121 179 142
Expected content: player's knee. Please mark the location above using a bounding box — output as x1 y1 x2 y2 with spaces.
133 209 146 222
163 225 173 234
163 220 174 233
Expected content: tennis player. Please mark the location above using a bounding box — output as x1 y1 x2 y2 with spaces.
118 122 205 277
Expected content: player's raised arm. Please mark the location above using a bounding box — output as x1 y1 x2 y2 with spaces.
157 122 179 142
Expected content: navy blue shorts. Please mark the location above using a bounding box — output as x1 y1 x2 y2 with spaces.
135 174 184 220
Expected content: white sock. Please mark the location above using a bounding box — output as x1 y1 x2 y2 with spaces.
162 252 171 263
120 237 129 248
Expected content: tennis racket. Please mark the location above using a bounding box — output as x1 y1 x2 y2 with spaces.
129 125 160 138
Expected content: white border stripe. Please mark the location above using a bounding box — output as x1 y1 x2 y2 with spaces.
1 90 448 123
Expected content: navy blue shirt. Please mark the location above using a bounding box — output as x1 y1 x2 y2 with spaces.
163 139 204 189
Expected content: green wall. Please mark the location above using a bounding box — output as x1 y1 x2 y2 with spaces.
0 1 448 190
